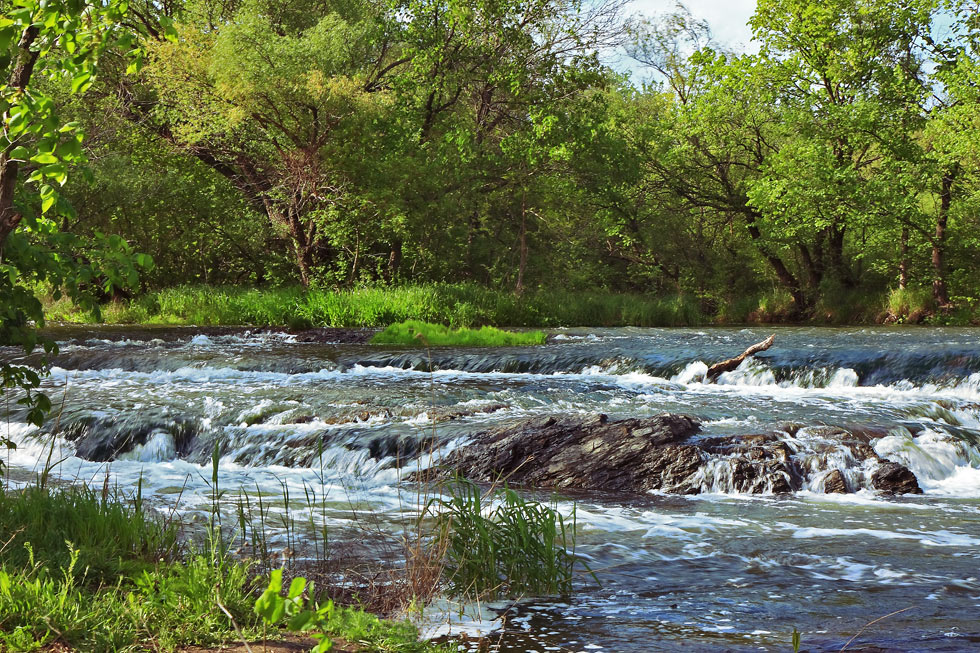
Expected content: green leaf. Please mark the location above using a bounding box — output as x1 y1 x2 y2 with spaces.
287 610 316 632
0 25 16 51
30 153 58 165
40 163 68 185
71 71 91 94
286 576 306 600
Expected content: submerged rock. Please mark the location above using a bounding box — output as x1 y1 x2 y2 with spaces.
60 414 199 462
419 413 924 496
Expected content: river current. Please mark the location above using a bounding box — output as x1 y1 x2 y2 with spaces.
2 326 979 652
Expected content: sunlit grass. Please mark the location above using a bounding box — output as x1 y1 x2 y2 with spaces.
371 320 546 346
42 283 709 327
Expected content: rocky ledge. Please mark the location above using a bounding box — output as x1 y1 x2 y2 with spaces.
418 413 922 496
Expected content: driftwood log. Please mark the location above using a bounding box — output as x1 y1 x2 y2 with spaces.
706 334 775 381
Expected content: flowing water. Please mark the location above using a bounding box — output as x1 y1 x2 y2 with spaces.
2 326 980 651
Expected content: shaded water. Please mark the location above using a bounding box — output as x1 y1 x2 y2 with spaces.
3 326 980 651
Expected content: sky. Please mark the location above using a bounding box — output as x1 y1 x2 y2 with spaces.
629 0 758 51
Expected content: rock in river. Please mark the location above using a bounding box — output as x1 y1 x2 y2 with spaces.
419 413 924 496
871 461 923 495
424 413 704 493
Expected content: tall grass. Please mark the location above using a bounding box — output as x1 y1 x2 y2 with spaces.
0 484 177 581
885 287 934 321
421 479 589 602
44 283 708 328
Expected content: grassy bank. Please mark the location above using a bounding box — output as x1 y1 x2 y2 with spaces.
0 484 448 652
0 447 586 652
43 283 705 328
41 283 980 328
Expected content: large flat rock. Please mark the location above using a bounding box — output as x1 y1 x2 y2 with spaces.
419 413 923 496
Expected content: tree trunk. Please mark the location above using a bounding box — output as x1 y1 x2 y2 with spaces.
744 211 807 312
276 205 317 287
464 211 479 279
385 240 402 283
827 224 851 287
798 243 822 291
932 169 955 307
515 193 527 296
295 242 315 287
0 25 41 252
899 227 909 290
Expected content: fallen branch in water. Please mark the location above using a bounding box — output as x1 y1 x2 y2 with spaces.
840 606 913 651
706 334 775 382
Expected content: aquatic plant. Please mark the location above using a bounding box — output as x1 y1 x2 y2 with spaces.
421 478 591 601
371 320 546 347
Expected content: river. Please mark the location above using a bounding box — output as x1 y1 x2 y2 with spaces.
2 326 979 652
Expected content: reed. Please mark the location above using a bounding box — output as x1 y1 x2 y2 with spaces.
421 478 589 602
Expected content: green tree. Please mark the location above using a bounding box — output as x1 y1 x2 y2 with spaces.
0 0 150 443
137 0 403 285
746 0 935 301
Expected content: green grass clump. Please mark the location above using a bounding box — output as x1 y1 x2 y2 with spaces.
423 479 589 601
371 320 545 347
0 482 257 653
325 605 447 652
0 543 260 652
885 286 935 320
0 485 177 582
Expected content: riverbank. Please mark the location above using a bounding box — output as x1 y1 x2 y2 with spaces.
42 283 979 329
0 484 449 653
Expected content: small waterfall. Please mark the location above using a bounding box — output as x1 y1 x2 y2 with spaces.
874 427 980 493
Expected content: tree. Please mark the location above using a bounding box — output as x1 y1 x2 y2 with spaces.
1 0 150 445
135 0 402 285
921 0 980 304
747 0 935 298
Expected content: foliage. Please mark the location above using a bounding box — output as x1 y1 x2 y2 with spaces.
9 0 980 336
422 478 590 601
0 0 157 451
371 320 546 347
255 569 334 653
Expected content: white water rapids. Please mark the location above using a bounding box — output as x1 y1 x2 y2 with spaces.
2 326 979 651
